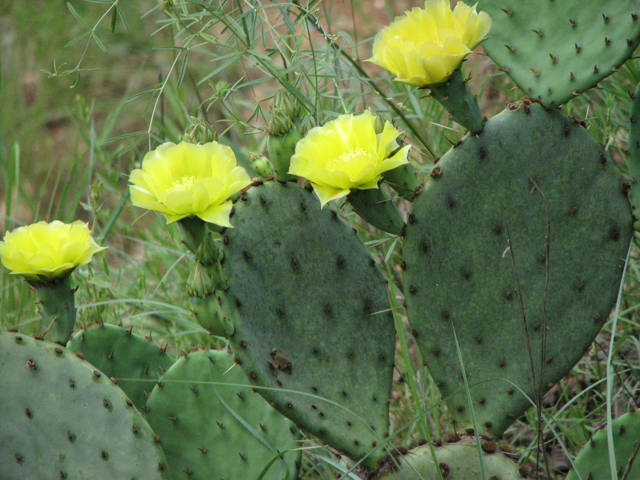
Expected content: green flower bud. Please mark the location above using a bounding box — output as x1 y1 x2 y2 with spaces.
186 262 215 298
182 116 218 144
267 88 301 136
195 232 222 266
250 153 275 179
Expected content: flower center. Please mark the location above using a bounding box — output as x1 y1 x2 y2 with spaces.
328 147 377 179
331 148 369 167
171 175 198 193
338 148 368 162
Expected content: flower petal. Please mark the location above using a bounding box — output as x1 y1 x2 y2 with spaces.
312 184 350 208
198 201 234 227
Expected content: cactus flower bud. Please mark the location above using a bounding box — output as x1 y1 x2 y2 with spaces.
268 88 301 136
183 116 218 144
186 263 215 298
250 153 275 179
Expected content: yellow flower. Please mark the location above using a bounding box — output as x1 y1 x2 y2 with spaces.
0 220 107 282
288 110 411 207
129 141 252 227
368 0 492 87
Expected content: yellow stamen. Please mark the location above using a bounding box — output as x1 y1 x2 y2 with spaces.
171 176 199 192
331 148 370 169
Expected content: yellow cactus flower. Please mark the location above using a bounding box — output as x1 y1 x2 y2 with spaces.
0 220 107 282
288 110 411 207
368 0 492 87
129 141 252 227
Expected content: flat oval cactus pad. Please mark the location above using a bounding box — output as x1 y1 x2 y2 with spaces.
219 181 396 468
403 102 632 437
477 0 640 106
145 349 301 480
0 332 168 479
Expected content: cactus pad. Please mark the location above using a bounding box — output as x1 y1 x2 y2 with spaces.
219 180 396 468
145 349 301 480
476 0 640 106
67 323 173 410
567 410 640 480
34 276 76 345
403 102 632 437
377 436 525 480
627 81 640 230
347 187 405 235
0 332 168 479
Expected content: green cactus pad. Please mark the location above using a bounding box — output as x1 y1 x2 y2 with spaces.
347 187 405 235
267 120 303 182
429 68 484 133
382 164 423 202
376 436 524 480
189 291 234 337
567 410 640 480
403 102 632 437
219 180 396 468
34 276 76 345
67 323 174 410
0 332 168 479
145 349 301 480
627 82 640 230
476 0 640 106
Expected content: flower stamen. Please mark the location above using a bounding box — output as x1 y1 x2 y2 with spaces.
171 176 198 192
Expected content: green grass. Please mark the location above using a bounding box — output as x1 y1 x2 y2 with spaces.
1 1 640 479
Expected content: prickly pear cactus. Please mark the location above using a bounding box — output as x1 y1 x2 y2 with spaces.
67 323 173 410
627 81 640 229
0 332 168 479
429 69 484 133
403 102 633 437
476 0 640 106
267 88 303 182
145 349 301 480
376 436 525 480
347 187 406 235
383 164 423 202
34 276 77 345
219 180 396 468
567 410 640 480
